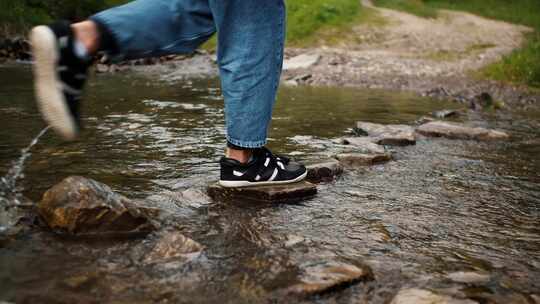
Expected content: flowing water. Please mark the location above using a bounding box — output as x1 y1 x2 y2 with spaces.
0 63 539 303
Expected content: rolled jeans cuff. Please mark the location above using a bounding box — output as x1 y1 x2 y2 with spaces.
226 136 266 149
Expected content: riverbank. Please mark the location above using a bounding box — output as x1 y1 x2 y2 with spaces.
122 0 539 110
2 0 539 109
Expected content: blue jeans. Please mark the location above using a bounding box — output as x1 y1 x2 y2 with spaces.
91 0 286 148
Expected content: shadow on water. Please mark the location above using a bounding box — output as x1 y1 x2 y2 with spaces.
0 64 539 303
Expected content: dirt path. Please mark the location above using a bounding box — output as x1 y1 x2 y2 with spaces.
282 0 538 107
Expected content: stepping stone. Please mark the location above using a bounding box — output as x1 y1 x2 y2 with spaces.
207 181 317 204
335 153 392 167
416 121 509 141
356 121 416 146
306 159 344 183
339 137 386 154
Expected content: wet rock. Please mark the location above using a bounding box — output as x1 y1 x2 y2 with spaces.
38 176 159 235
287 261 373 296
470 92 493 110
416 121 509 141
433 109 460 119
340 137 386 154
356 122 416 146
447 271 490 284
283 53 321 71
207 181 317 204
131 230 203 265
306 159 344 183
391 288 477 304
0 37 31 61
335 153 392 167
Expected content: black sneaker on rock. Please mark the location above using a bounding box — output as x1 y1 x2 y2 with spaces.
30 21 92 140
219 147 307 188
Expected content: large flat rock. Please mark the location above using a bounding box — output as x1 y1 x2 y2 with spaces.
356 121 416 146
306 159 344 183
207 181 317 204
335 153 392 167
416 121 509 141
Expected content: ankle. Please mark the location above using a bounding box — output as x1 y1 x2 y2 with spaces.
71 21 100 55
226 148 252 164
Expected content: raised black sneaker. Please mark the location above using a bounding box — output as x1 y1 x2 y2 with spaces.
219 147 307 188
30 21 92 140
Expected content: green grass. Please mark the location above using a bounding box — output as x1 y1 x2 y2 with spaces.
372 0 540 88
204 0 364 50
286 0 360 45
373 0 437 18
3 0 362 49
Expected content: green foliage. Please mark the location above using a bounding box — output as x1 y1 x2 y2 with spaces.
0 0 130 36
373 0 540 88
423 0 540 87
0 0 51 35
372 0 437 18
482 34 540 87
286 0 360 45
203 0 363 50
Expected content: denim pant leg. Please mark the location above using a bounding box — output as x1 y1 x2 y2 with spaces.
91 0 285 149
90 0 216 61
209 0 286 148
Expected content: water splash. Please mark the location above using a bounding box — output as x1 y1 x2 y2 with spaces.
0 126 50 206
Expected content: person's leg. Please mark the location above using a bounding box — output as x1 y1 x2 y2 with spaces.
31 0 215 140
209 0 307 187
209 0 285 150
89 0 215 61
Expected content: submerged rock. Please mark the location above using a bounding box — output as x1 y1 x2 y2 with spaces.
131 230 203 265
356 122 416 146
447 271 490 284
306 159 344 183
391 288 477 304
287 261 373 296
38 176 159 235
335 153 392 167
416 121 509 141
207 181 317 204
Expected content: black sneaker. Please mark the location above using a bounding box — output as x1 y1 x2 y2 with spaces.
30 21 91 140
219 147 307 188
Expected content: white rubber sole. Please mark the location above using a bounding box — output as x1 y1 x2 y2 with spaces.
30 26 78 141
218 171 308 188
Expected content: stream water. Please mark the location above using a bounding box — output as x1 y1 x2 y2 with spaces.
0 63 539 303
